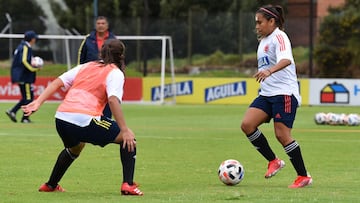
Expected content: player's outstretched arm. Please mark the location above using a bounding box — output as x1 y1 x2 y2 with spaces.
22 78 64 116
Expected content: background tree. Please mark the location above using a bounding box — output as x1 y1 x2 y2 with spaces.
314 0 360 78
0 0 272 66
0 0 45 33
0 0 45 58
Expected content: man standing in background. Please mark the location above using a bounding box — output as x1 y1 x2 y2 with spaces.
78 16 117 118
5 30 40 123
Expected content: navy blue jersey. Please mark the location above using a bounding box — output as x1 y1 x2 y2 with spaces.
78 30 116 64
11 41 37 83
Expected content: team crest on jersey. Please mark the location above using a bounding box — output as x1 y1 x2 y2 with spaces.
264 44 269 52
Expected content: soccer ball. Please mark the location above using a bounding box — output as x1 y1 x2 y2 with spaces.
326 112 339 125
218 159 244 186
314 112 327 125
347 114 360 126
31 56 44 68
338 113 348 125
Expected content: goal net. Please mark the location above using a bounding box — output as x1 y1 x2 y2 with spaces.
0 34 176 104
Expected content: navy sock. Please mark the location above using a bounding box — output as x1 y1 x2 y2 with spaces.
247 128 276 161
120 144 136 185
284 141 308 176
47 148 78 188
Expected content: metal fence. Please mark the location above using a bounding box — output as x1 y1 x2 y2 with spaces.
0 12 312 66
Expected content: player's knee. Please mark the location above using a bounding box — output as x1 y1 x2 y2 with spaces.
240 120 253 134
65 148 79 159
68 143 85 156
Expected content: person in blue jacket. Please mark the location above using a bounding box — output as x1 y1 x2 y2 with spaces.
5 30 40 123
77 16 117 118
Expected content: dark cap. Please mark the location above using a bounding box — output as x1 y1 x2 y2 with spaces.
24 30 38 41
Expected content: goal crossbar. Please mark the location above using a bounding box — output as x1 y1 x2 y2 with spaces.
0 34 175 104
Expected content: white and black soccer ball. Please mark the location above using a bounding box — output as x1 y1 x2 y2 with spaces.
326 112 339 125
347 114 360 126
314 112 327 125
218 159 244 186
338 113 348 125
31 56 44 68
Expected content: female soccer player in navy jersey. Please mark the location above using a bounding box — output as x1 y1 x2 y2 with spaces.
240 5 312 188
22 39 143 195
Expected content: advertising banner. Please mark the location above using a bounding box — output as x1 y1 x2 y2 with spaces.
123 77 142 101
143 77 258 104
7 76 355 106
0 77 67 101
299 78 309 106
143 77 309 105
0 77 142 101
309 79 360 105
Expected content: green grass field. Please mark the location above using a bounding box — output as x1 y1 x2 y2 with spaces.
1 103 359 203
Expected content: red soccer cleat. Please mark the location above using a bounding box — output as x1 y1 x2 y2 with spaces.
133 182 140 187
288 175 313 188
265 158 285 178
38 183 65 192
121 182 143 196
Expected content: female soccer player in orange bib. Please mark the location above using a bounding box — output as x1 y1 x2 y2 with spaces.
22 39 143 195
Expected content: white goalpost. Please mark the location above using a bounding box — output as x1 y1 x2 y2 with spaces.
0 34 176 104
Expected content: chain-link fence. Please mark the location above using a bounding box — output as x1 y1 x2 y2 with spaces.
0 12 256 61
0 11 313 72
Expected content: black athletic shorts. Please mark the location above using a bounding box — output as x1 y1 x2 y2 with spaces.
55 116 120 148
249 95 298 128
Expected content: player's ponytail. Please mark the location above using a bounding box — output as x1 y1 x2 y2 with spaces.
100 39 126 72
274 5 285 30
